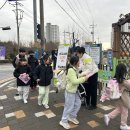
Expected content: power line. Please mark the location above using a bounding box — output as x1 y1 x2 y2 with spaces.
64 0 90 34
54 0 90 36
0 0 7 10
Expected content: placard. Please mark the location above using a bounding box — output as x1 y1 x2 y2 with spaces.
56 46 69 70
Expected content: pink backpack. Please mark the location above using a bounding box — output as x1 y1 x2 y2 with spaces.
100 79 121 102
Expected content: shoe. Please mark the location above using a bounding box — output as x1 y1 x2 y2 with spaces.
104 114 110 126
23 99 28 104
43 104 49 109
68 117 79 125
59 121 70 129
15 93 19 96
120 125 130 130
38 100 42 106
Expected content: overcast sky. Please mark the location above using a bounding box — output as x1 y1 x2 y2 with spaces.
0 0 130 49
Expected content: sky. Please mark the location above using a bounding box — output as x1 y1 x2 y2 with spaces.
0 0 130 49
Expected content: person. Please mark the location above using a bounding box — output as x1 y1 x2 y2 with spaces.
59 56 89 129
13 58 31 104
51 49 58 70
12 48 28 96
33 54 53 109
28 50 39 90
104 63 130 130
76 47 98 110
12 48 27 68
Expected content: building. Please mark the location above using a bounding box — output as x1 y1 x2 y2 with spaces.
45 23 60 43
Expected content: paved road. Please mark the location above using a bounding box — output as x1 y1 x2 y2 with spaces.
0 64 14 81
0 81 129 130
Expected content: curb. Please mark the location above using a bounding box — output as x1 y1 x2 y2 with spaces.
0 77 15 85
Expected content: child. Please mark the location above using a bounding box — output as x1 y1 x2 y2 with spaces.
28 50 39 89
104 63 130 130
59 56 89 129
34 54 53 109
13 58 31 104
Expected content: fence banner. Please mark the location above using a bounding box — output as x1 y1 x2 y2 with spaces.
0 46 6 60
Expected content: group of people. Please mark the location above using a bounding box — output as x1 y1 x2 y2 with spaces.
12 48 53 108
12 47 130 130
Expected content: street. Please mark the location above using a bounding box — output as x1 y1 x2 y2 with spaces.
0 63 14 81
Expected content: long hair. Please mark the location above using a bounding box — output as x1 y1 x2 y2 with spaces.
114 63 127 83
66 56 79 74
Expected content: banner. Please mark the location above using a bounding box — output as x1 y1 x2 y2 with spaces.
0 46 6 60
56 46 69 70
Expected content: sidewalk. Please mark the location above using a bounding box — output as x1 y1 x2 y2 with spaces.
0 81 129 130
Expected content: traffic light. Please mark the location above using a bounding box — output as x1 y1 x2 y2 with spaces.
37 24 41 39
2 26 11 30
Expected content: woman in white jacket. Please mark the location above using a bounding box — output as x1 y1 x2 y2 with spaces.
76 47 98 110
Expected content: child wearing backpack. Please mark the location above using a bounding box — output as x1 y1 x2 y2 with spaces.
103 63 130 130
59 56 90 129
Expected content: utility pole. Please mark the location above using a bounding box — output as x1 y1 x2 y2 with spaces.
33 0 37 43
39 0 45 51
16 0 20 51
90 21 96 43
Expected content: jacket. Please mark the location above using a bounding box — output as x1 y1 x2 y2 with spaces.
79 53 98 76
28 55 38 71
13 65 31 86
33 64 53 86
66 67 86 93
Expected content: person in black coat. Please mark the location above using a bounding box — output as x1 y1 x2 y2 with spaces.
28 50 39 89
13 58 32 104
34 54 53 109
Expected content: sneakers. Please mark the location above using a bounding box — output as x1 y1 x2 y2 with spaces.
104 114 110 126
120 125 130 130
43 104 49 109
23 99 28 104
68 117 79 125
59 121 70 129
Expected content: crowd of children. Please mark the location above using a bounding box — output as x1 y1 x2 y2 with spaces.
12 47 130 130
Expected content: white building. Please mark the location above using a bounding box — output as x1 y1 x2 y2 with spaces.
45 23 60 43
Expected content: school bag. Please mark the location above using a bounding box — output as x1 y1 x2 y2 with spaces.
100 79 122 102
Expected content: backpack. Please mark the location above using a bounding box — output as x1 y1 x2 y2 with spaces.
100 79 122 102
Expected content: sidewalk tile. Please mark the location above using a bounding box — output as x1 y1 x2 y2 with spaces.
0 126 10 130
35 112 45 117
100 106 113 111
94 112 104 118
0 106 3 110
14 96 22 101
30 96 37 100
45 113 56 118
69 122 78 128
54 103 64 108
5 113 15 118
0 95 7 100
15 110 26 119
87 120 99 128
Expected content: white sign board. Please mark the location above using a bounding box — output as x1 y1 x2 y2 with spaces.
56 46 69 70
